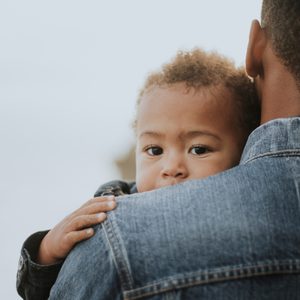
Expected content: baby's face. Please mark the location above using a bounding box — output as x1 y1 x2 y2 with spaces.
135 83 247 193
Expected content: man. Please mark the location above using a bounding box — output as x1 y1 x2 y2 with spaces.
25 0 300 298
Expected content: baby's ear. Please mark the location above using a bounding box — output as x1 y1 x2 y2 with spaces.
246 20 266 78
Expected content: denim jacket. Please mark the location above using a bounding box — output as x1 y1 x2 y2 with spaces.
48 117 300 299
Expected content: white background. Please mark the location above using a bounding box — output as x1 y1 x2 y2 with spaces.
0 1 260 298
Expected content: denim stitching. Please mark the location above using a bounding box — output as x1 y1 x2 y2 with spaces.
123 260 300 300
242 150 300 165
102 215 134 291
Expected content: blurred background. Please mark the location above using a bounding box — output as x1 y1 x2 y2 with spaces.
0 1 260 298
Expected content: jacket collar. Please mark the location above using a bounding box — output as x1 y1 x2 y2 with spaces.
241 117 300 164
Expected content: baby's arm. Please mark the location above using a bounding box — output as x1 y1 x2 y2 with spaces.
17 180 136 300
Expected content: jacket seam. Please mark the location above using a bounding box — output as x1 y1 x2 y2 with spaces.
102 216 134 292
242 150 300 165
123 259 300 300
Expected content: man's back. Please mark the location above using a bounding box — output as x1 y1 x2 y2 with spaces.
50 118 300 299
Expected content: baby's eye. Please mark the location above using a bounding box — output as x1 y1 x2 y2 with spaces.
189 145 209 155
146 146 163 156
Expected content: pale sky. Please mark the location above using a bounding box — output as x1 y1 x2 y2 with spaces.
0 1 261 298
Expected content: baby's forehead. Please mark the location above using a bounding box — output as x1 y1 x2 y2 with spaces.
140 83 237 107
138 84 241 127
134 83 239 129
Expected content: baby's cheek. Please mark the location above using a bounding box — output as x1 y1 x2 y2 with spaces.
135 168 146 193
192 158 233 179
136 174 150 193
210 155 239 173
136 156 160 192
136 169 156 193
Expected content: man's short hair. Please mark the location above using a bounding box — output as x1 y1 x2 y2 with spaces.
261 0 300 86
137 49 260 136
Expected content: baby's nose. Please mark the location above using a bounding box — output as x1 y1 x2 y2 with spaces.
161 156 188 179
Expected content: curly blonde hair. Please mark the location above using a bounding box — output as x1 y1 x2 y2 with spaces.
135 48 260 135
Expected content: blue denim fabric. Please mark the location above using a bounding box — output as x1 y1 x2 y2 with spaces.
49 117 300 300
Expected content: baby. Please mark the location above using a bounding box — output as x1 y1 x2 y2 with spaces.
134 50 258 192
17 48 259 299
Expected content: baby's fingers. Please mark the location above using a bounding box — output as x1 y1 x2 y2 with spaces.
69 213 107 231
81 195 115 208
78 200 116 216
64 228 95 247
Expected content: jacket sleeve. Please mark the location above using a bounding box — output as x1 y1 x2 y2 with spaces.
16 231 63 300
93 180 137 197
17 180 136 299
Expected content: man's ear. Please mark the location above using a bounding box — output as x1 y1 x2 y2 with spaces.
246 20 266 77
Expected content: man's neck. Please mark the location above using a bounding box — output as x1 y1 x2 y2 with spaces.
259 54 300 124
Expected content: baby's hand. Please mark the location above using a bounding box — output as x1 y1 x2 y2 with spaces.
37 196 116 265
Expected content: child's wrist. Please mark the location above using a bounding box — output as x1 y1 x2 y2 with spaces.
37 236 58 265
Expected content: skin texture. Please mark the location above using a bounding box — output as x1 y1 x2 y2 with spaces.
135 83 247 192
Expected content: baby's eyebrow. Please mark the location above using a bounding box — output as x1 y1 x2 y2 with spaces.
181 131 221 141
139 130 220 141
139 131 163 138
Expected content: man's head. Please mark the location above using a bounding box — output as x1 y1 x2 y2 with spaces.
246 0 300 123
261 0 300 88
135 49 259 192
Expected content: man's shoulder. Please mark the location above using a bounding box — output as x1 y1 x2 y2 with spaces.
102 158 300 299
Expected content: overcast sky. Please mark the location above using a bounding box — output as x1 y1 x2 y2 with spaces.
0 1 260 298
